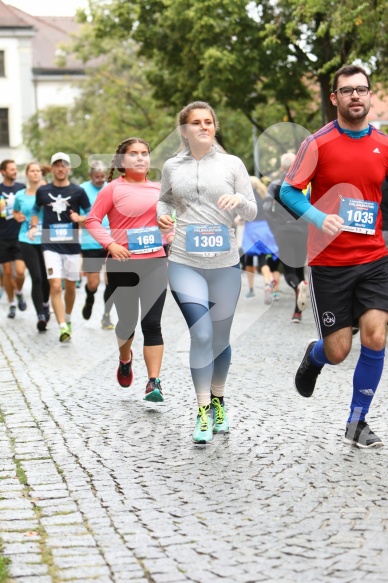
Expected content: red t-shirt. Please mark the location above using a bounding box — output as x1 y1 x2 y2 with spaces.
85 176 165 260
286 121 388 266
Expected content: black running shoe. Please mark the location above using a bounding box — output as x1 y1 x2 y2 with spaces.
295 340 321 398
16 293 27 311
43 305 50 323
7 305 16 319
344 420 383 449
82 296 94 320
37 314 47 332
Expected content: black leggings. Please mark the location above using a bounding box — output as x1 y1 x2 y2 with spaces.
276 230 307 290
19 242 50 315
107 257 167 346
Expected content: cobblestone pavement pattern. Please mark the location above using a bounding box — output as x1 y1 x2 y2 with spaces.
1 275 388 583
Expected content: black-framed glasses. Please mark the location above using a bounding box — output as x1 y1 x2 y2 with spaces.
333 86 370 97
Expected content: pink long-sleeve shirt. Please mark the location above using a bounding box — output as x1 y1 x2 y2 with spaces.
85 176 166 260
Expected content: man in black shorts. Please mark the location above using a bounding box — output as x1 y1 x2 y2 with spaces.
280 64 388 448
0 159 27 318
80 161 113 329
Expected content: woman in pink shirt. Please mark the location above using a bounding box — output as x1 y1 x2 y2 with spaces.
85 137 168 402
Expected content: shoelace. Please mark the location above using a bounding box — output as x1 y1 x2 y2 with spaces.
120 363 131 376
198 406 210 431
211 398 224 424
148 379 162 392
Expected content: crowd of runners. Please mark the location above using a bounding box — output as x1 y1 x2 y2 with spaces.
1 64 388 449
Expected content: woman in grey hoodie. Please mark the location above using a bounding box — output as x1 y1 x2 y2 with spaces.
157 101 257 445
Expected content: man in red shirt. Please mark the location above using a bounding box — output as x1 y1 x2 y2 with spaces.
280 64 388 448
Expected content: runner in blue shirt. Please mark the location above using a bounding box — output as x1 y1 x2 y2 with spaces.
80 161 114 330
13 162 50 331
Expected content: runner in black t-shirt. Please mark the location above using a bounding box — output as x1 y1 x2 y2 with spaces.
29 152 90 342
0 159 27 319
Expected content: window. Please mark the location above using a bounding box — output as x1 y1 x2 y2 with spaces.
0 109 9 146
0 51 5 77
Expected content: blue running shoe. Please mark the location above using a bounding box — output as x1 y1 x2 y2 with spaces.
192 405 214 445
144 378 164 402
211 397 229 434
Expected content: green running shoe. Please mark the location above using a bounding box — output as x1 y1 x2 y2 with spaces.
144 378 164 402
192 404 214 445
211 397 229 434
59 324 71 343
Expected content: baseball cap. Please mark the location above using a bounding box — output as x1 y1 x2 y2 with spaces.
50 152 71 166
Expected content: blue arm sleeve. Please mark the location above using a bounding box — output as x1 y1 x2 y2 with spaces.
280 181 326 230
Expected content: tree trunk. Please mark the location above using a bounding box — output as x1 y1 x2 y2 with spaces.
319 74 337 125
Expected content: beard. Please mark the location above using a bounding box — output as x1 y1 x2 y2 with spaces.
339 100 370 123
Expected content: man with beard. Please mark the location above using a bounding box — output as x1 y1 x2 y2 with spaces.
29 153 90 342
280 65 388 448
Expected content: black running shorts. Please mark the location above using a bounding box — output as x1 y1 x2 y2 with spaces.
81 248 107 273
310 256 388 338
0 239 23 264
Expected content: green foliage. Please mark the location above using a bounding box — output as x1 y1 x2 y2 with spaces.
23 0 388 177
23 37 176 181
79 0 388 128
0 543 10 582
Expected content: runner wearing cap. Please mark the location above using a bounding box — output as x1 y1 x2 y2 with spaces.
29 152 90 342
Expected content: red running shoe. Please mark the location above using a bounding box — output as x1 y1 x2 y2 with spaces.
117 351 134 388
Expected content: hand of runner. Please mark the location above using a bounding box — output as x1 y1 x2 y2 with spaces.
218 194 241 210
13 211 26 223
69 209 82 223
322 214 344 235
158 214 175 231
27 226 37 240
107 242 131 260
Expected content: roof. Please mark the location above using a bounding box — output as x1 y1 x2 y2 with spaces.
2 2 84 73
0 0 32 27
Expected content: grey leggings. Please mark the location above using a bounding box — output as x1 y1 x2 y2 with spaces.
168 261 241 396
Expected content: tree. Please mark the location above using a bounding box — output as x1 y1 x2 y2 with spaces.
23 31 255 176
80 0 388 130
23 38 176 181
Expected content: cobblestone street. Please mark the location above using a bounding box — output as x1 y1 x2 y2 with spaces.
1 274 388 582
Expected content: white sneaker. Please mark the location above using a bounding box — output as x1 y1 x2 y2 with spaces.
264 283 273 305
296 281 309 312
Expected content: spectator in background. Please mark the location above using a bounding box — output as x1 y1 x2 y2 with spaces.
380 177 388 249
241 175 280 303
264 153 309 323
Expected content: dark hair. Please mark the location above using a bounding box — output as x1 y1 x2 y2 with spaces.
177 101 220 151
332 65 371 93
0 159 15 172
107 138 150 182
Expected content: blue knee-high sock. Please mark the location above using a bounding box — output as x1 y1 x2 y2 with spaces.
310 339 333 368
348 345 385 423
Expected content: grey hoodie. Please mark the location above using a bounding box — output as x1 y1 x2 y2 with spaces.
157 146 257 268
